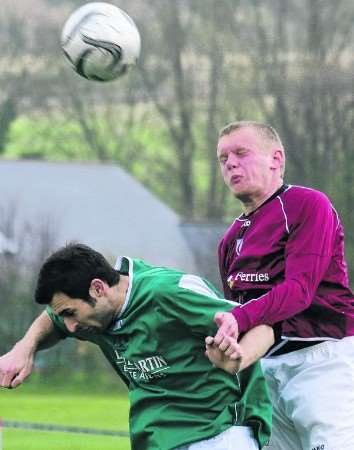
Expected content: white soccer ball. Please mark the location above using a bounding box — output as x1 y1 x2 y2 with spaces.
61 2 141 81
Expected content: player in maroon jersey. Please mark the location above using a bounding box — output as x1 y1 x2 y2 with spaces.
211 121 354 449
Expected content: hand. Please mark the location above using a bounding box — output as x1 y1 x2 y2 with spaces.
205 335 243 374
0 343 34 389
213 312 239 348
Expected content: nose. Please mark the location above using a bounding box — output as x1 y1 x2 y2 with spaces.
225 153 239 170
64 317 79 333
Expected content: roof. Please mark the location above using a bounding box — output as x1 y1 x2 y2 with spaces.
0 159 197 272
180 222 227 288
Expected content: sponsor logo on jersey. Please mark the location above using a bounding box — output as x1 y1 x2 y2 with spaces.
113 350 170 382
235 239 243 255
227 271 270 289
241 220 251 228
235 220 251 255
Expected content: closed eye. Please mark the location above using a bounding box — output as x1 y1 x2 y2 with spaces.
235 148 248 156
59 309 76 318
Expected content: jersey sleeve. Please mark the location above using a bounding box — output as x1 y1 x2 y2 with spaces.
46 306 92 341
232 191 339 333
46 306 71 338
155 273 239 336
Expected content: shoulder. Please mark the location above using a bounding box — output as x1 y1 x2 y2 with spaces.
284 185 331 203
281 185 340 230
134 262 183 296
282 185 335 212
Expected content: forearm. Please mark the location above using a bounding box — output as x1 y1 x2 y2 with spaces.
232 275 317 333
237 325 274 371
16 310 61 353
0 311 61 388
205 324 274 374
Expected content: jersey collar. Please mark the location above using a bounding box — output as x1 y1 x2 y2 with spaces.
242 184 288 218
109 256 134 330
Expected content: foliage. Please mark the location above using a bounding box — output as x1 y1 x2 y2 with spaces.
2 0 353 222
2 1 353 217
5 115 90 160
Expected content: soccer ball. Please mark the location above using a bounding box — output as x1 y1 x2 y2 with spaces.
61 2 141 82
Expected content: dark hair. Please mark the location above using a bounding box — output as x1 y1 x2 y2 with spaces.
35 243 120 305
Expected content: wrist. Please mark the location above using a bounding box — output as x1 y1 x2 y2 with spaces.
225 358 243 375
14 338 37 356
232 307 250 334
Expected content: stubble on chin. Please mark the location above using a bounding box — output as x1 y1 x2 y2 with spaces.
232 189 250 202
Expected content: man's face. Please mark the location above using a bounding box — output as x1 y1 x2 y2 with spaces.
217 127 279 201
50 292 114 333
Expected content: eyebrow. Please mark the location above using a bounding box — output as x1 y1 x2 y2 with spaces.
234 146 250 152
218 146 250 156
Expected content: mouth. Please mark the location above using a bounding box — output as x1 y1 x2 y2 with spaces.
77 325 94 332
230 175 242 185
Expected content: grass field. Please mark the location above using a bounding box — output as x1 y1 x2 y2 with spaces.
1 388 131 450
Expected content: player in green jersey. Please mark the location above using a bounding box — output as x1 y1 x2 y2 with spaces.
0 243 274 449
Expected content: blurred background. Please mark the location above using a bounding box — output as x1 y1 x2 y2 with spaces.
1 0 354 446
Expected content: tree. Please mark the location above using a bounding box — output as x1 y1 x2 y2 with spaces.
138 0 246 218
0 0 72 154
0 202 58 353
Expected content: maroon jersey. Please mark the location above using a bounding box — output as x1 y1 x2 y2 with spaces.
219 185 354 354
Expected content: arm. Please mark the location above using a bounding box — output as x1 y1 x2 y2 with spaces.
0 310 62 388
205 324 274 374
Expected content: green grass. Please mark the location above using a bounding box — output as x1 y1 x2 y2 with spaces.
1 388 131 450
3 429 130 450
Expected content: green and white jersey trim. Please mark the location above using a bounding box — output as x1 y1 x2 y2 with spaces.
179 274 240 307
114 256 134 318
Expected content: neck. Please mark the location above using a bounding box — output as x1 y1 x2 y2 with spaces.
112 274 130 317
240 182 283 215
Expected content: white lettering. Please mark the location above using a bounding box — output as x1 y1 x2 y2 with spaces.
115 353 170 384
145 357 156 371
155 356 167 368
229 272 270 284
137 359 149 372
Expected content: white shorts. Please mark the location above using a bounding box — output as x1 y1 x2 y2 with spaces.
261 336 354 450
175 426 258 450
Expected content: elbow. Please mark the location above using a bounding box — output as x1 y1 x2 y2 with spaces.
292 279 313 309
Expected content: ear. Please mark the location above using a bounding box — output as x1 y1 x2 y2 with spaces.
89 279 106 299
270 148 284 171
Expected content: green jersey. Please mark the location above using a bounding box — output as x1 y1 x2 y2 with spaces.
47 257 271 450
